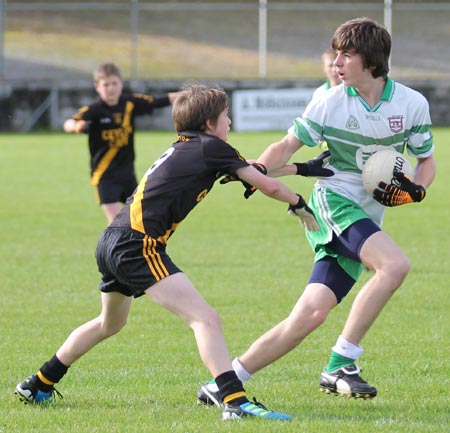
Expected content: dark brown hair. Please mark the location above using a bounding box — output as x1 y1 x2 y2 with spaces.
331 18 391 78
172 83 228 132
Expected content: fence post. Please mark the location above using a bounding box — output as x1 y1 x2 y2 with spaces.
0 0 5 79
130 0 139 80
258 0 267 78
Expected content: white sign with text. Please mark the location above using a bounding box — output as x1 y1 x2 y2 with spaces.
232 88 314 132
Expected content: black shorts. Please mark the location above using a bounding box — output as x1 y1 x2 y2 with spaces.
308 218 380 303
95 177 138 205
95 227 182 298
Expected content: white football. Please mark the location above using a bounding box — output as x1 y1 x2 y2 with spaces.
362 150 413 194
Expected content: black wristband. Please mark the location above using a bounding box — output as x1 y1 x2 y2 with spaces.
294 163 306 176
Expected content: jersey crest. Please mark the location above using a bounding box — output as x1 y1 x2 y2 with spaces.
388 115 404 133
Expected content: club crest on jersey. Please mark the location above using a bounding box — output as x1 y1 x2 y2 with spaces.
388 115 404 133
113 113 123 125
346 115 359 130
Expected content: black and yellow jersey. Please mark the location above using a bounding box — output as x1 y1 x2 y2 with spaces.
72 93 170 185
111 131 249 243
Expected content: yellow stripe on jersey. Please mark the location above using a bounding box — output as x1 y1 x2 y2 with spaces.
157 224 179 244
122 101 133 127
91 101 134 186
130 178 147 233
92 184 101 204
73 105 89 120
91 147 120 186
142 235 169 281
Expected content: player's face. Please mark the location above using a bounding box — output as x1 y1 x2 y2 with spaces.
323 54 339 83
334 50 371 87
207 107 231 141
95 75 123 106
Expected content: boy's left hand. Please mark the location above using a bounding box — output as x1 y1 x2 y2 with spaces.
373 171 426 206
288 194 320 231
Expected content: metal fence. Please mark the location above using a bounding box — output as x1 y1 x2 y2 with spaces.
1 1 450 83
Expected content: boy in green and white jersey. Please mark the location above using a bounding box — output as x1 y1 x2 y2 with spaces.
197 17 436 404
299 76 433 227
311 47 341 101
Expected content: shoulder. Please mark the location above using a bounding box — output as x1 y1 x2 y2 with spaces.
201 133 247 162
130 93 156 103
311 82 327 100
87 98 105 110
200 132 231 150
305 84 344 115
391 81 429 104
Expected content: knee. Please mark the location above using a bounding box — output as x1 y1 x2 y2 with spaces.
303 307 329 331
287 305 329 341
383 252 411 283
191 307 222 332
101 317 127 338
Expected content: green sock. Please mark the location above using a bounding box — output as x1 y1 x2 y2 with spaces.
325 351 355 373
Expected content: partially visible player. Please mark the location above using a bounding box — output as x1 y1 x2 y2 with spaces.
311 48 341 150
63 63 180 224
15 83 333 421
311 48 341 101
197 17 436 406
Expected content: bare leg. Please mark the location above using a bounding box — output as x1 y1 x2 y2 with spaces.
101 202 123 225
146 273 232 377
56 292 132 366
239 284 337 374
341 231 409 344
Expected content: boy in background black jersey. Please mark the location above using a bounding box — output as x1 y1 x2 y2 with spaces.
63 63 180 224
16 83 332 421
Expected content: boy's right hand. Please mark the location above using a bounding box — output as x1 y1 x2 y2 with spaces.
220 163 267 199
63 119 89 133
73 120 88 133
288 194 320 231
293 151 334 177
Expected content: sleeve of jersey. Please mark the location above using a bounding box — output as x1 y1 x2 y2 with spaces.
202 137 249 176
406 97 434 158
287 99 326 147
132 93 170 114
72 105 91 121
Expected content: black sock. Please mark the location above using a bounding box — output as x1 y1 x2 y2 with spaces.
215 370 248 406
35 354 69 390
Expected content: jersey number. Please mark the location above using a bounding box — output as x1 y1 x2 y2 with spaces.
145 146 175 177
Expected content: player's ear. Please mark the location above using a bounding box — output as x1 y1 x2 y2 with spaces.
204 118 215 133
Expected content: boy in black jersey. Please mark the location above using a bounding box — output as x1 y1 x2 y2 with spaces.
16 84 332 420
63 63 180 224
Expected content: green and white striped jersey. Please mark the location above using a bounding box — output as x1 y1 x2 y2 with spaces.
288 77 434 226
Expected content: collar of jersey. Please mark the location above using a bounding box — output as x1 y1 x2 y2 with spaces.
345 77 394 111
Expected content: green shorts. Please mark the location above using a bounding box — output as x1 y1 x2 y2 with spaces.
306 187 371 281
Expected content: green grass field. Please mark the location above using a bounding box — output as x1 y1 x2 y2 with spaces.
0 129 449 433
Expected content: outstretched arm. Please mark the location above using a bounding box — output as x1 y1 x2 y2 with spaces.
257 134 303 172
235 165 320 231
268 150 333 178
168 92 182 104
63 118 87 133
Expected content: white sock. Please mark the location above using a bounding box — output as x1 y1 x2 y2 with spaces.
232 357 253 383
332 335 363 360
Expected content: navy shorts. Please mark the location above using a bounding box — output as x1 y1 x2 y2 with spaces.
95 177 138 205
308 218 380 303
95 227 182 298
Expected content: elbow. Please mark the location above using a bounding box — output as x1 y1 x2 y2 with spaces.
260 182 281 198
